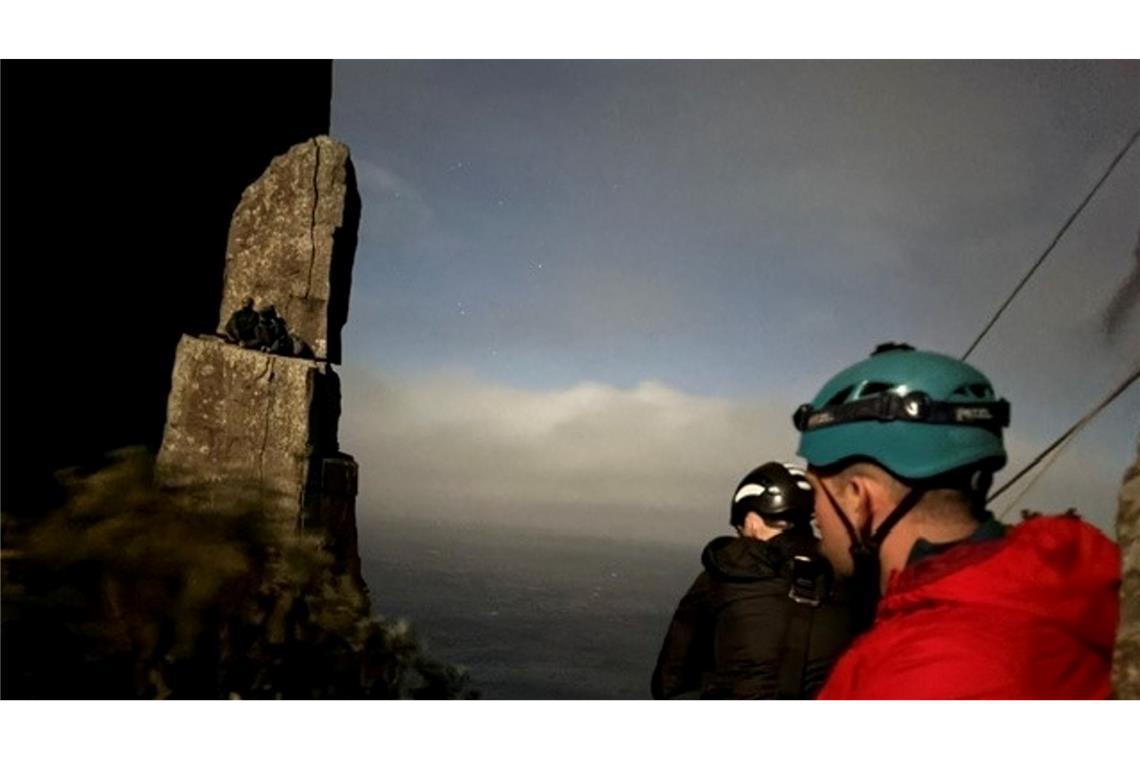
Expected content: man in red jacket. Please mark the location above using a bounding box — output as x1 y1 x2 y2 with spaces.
792 343 1121 699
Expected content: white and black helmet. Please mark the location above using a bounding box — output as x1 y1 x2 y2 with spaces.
730 461 814 529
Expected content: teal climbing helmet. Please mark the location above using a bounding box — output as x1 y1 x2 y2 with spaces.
793 343 1009 480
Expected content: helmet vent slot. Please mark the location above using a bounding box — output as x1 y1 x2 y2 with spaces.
951 383 995 400
825 386 855 407
970 383 993 399
857 382 893 398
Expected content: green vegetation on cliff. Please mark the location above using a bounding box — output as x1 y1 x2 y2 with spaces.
1 448 475 699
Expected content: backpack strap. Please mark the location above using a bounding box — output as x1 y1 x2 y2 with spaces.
776 555 826 699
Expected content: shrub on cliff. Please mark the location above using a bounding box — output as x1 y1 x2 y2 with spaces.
1 447 475 699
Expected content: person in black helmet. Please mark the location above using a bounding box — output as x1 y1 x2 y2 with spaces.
650 462 854 699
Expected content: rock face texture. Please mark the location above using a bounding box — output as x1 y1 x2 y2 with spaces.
216 136 359 364
156 337 343 512
1113 438 1140 699
156 136 362 585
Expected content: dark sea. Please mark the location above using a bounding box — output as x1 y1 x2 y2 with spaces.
361 515 701 699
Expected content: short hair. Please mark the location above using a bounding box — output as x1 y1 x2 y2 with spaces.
823 459 977 526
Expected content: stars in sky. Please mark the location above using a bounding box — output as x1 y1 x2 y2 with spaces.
333 60 1140 536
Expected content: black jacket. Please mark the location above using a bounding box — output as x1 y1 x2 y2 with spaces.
651 531 853 699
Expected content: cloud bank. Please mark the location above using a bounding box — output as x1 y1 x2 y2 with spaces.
339 368 1135 549
340 368 800 545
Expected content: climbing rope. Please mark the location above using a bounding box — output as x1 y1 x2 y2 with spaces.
962 125 1140 362
992 363 1140 518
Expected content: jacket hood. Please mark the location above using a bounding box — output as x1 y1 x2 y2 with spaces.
882 515 1121 655
700 531 819 582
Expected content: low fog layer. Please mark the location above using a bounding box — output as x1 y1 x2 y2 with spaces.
340 367 1135 547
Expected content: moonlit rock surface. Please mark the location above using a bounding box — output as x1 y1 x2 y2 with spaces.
217 136 359 364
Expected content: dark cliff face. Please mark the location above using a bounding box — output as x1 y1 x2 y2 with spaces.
1 61 333 512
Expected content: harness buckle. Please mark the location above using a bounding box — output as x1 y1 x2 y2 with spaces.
787 555 825 607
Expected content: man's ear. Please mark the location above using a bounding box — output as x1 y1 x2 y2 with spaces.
842 473 874 533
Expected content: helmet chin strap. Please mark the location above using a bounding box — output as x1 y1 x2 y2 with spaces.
817 478 926 632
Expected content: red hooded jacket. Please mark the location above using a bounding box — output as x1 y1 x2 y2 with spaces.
819 515 1121 699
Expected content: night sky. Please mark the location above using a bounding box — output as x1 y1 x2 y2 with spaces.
330 61 1140 543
